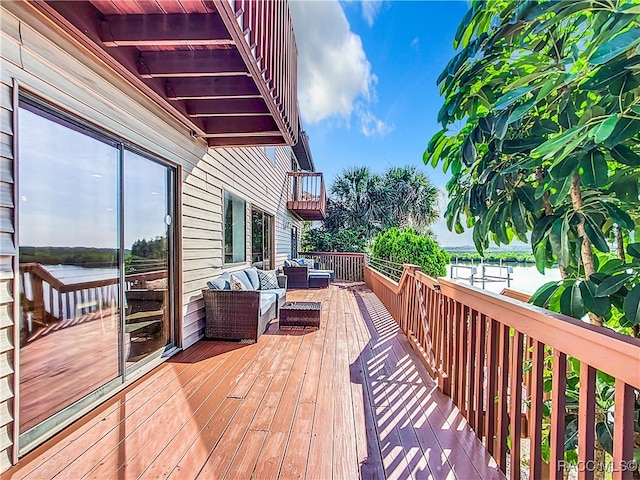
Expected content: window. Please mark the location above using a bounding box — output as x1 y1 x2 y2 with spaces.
251 209 273 269
224 191 246 263
264 146 276 164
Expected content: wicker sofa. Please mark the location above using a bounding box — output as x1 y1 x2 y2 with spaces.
202 267 286 342
282 259 334 289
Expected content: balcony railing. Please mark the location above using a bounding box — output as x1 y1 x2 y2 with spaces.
36 0 299 147
363 260 640 480
287 172 326 220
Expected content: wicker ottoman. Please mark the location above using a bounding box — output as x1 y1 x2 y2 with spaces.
308 273 330 288
279 301 321 328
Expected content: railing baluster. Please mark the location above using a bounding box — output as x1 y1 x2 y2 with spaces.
468 308 478 429
474 313 487 439
612 380 634 480
485 317 499 456
509 330 524 480
497 322 510 472
578 363 596 480
529 340 545 480
550 351 567 480
458 305 469 417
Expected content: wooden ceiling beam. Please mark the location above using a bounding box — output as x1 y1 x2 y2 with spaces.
207 135 287 147
100 13 233 47
186 98 269 117
138 50 249 78
166 77 260 100
203 116 279 135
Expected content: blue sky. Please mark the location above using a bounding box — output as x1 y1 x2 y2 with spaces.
290 1 474 246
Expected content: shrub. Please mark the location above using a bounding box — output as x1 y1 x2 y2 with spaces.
301 225 367 253
371 227 450 277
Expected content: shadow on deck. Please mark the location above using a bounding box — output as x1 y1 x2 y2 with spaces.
7 282 503 479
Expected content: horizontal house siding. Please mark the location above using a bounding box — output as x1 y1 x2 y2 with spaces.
0 2 304 470
181 145 303 348
0 73 15 471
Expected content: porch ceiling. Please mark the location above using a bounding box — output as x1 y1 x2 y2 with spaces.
37 0 298 148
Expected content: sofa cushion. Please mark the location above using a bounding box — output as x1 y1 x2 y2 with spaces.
259 292 277 316
244 267 261 290
257 269 280 290
232 270 255 290
207 272 230 290
283 259 296 267
229 274 248 291
260 288 286 302
297 258 314 268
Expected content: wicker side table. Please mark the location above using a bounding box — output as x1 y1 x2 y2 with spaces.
279 301 322 328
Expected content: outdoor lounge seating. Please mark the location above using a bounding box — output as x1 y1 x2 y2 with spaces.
282 258 334 288
202 267 287 342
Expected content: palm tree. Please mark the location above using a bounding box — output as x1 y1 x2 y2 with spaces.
381 166 439 233
323 165 440 242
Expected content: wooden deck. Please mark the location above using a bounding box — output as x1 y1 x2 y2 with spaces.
7 283 504 480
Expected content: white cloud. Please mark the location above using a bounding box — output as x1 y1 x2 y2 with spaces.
289 0 392 136
357 106 394 137
410 37 419 49
361 1 383 26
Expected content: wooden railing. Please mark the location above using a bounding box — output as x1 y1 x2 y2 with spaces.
225 0 299 141
19 263 167 326
299 252 365 282
364 262 640 480
287 172 326 220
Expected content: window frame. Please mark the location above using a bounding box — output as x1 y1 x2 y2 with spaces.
223 190 247 264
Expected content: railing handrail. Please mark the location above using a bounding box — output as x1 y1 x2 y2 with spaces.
364 260 640 478
300 252 366 257
288 171 323 178
438 276 640 388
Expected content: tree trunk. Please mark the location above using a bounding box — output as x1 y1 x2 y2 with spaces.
536 166 569 277
570 173 601 326
536 166 554 216
616 226 625 261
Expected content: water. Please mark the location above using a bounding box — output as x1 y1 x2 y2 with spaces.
447 263 562 295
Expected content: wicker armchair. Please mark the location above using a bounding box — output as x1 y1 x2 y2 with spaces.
202 289 276 342
283 265 309 288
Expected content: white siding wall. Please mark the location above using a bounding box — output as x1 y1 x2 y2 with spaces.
0 2 303 469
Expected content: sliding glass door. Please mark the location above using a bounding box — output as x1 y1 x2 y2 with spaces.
17 99 175 449
124 150 173 367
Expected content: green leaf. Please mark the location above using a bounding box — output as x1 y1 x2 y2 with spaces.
560 283 585 318
601 203 635 230
579 150 609 188
531 125 587 159
515 184 540 212
510 199 527 235
592 115 618 143
531 215 555 248
610 145 640 166
595 273 631 297
548 176 572 207
495 86 535 110
604 118 640 148
590 28 640 65
534 241 548 274
584 215 609 253
530 281 561 308
596 422 614 455
623 284 640 326
462 136 476 166
550 217 570 267
508 98 536 124
628 243 640 259
549 153 580 180
579 281 610 317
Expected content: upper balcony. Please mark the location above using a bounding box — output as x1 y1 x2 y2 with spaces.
36 0 299 147
287 172 326 221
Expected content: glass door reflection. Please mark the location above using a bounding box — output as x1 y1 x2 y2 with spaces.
123 150 173 366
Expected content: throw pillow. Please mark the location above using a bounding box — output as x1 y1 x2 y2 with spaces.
229 274 247 291
257 269 280 290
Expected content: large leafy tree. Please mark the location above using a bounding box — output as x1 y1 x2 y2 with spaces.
425 0 640 329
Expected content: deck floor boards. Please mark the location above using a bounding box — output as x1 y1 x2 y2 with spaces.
7 283 504 480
